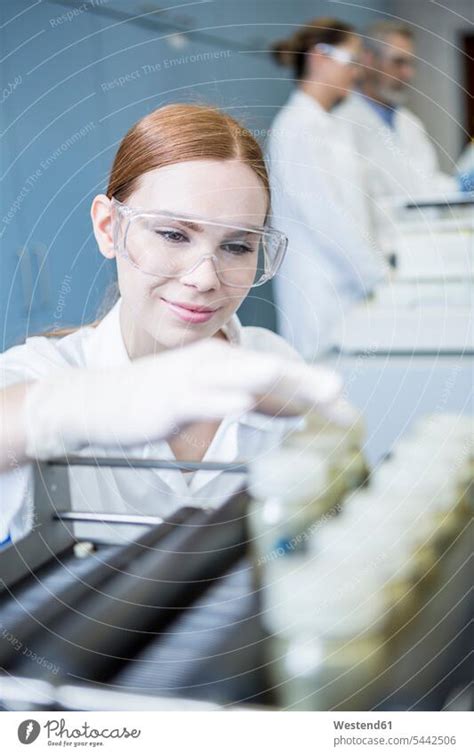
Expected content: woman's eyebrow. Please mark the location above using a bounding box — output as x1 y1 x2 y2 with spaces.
222 228 258 238
159 215 262 234
174 219 204 232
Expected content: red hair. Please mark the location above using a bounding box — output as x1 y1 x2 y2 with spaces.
107 103 270 203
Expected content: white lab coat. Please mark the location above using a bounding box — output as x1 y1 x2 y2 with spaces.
0 298 302 543
267 90 386 359
335 93 457 203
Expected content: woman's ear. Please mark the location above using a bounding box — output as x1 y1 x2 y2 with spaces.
91 194 115 259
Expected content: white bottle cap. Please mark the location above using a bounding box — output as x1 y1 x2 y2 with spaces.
248 448 329 503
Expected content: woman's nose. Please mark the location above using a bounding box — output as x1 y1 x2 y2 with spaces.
179 254 221 290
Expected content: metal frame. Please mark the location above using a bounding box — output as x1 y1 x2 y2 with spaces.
0 456 248 592
0 463 74 591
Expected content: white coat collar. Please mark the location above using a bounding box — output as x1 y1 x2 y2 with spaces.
220 312 288 431
348 91 402 127
83 297 130 370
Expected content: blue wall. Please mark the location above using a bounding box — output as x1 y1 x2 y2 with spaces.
1 0 392 348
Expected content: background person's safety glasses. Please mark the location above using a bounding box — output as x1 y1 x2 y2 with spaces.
112 198 288 289
314 43 360 66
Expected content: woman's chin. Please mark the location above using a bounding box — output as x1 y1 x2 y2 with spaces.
148 320 220 349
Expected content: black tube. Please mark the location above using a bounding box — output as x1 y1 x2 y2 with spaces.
14 492 249 685
0 506 200 671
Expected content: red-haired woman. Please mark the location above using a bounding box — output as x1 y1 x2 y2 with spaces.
0 104 344 542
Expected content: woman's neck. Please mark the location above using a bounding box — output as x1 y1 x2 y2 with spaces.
299 80 337 112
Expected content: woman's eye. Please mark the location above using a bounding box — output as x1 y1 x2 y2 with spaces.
156 229 188 243
221 242 254 255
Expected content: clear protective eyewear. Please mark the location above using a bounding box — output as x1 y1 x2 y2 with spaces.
314 42 359 67
111 198 288 289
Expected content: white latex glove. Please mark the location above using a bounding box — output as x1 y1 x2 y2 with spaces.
23 338 344 460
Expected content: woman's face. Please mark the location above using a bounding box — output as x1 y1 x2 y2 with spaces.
310 35 361 101
92 159 268 356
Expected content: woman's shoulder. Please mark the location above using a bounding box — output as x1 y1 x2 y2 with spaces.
0 326 94 389
239 325 303 363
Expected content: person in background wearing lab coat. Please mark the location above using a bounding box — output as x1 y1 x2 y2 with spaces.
0 103 346 543
335 20 457 210
268 18 387 359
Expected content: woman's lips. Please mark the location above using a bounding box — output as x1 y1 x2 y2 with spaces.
162 298 220 324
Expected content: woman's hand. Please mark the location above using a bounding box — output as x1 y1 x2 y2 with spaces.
22 338 345 460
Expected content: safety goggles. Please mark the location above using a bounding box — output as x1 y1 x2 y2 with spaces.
111 198 288 289
314 42 359 66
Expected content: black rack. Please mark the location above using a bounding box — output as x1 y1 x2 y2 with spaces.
0 458 266 711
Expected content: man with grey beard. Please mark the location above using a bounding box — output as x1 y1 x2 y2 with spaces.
335 20 456 213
